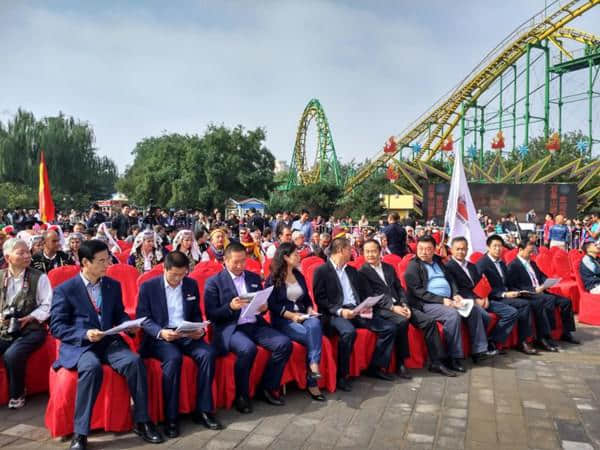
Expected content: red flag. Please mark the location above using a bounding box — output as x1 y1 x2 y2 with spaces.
38 151 55 223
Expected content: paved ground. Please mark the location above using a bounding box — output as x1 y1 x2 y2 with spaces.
1 322 600 449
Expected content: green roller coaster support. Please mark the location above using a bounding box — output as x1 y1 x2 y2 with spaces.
287 99 342 190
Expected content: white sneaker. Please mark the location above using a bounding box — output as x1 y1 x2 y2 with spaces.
8 397 25 409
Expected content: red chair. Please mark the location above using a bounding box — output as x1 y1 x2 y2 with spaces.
304 260 325 306
188 268 222 318
300 256 325 275
469 252 484 264
281 339 337 393
193 260 223 274
262 258 272 280
503 248 519 264
106 264 140 318
550 249 579 311
48 265 80 288
347 256 365 269
244 258 262 276
382 253 402 268
397 254 415 290
136 269 162 289
0 335 56 405
117 240 132 251
408 242 417 254
575 260 600 325
115 248 131 265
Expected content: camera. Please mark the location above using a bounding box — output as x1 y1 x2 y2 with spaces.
4 307 20 337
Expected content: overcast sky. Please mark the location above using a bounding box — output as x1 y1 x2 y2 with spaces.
1 1 599 172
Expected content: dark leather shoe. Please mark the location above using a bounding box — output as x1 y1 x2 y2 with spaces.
134 422 164 444
397 364 413 380
472 351 495 364
561 333 581 344
519 341 538 355
69 434 87 450
429 363 457 377
193 411 223 430
308 388 326 402
337 377 352 392
234 395 252 414
447 359 466 373
262 388 285 406
366 366 395 381
537 338 559 352
164 420 179 438
489 341 507 355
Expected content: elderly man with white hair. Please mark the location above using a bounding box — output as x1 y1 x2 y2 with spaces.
0 238 52 409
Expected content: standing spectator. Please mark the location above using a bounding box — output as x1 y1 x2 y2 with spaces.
383 212 408 257
543 213 555 245
85 204 106 230
112 204 131 240
292 210 313 243
548 214 569 249
247 208 265 232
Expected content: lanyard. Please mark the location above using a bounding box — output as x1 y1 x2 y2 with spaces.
1 268 31 315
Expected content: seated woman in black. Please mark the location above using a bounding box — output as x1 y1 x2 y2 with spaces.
266 242 325 401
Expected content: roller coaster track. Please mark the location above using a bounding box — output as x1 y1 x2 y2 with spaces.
344 0 600 194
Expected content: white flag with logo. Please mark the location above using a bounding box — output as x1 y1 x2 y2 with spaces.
444 149 487 255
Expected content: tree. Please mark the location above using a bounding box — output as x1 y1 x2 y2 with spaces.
0 109 119 208
117 125 275 211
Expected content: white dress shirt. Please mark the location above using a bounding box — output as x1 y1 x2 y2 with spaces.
330 260 357 316
517 256 539 287
230 270 255 325
453 257 473 283
80 272 102 321
370 263 387 285
487 254 505 280
5 268 52 323
164 276 185 328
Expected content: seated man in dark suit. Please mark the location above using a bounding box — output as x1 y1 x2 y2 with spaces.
50 240 163 450
507 241 579 346
445 237 518 356
580 241 600 293
359 239 455 378
313 237 397 392
404 236 489 373
136 251 222 438
204 242 292 414
476 235 539 355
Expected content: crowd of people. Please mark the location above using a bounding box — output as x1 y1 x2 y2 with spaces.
0 203 599 450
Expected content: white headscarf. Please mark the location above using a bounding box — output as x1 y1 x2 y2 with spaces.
26 234 44 251
172 229 200 261
97 222 121 254
65 232 83 250
132 229 163 261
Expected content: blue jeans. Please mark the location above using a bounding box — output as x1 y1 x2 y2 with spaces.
272 316 323 387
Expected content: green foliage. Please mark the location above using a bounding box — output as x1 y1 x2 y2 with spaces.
0 109 118 206
117 125 275 211
0 182 36 210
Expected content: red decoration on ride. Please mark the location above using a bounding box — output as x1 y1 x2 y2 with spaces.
386 165 399 182
491 130 505 149
441 135 453 151
546 132 560 153
383 136 397 154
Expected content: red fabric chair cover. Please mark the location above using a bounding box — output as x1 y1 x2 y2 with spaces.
469 252 484 264
473 275 492 298
575 260 600 325
300 256 325 276
304 261 325 307
136 269 162 289
0 335 56 405
535 252 553 278
47 265 80 288
106 264 140 318
397 255 415 291
145 355 220 423
263 258 272 280
408 242 417 254
115 249 131 265
346 257 364 269
45 364 135 437
503 248 519 264
213 349 271 409
539 246 549 256
552 249 573 280
165 245 173 252
193 260 224 275
117 240 132 251
329 329 377 376
281 339 337 393
382 254 402 268
244 258 262 276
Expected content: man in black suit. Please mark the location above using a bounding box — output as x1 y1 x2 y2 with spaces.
507 241 579 346
313 237 397 391
136 251 222 438
383 212 408 257
445 237 518 356
404 236 488 373
476 235 539 355
359 240 455 378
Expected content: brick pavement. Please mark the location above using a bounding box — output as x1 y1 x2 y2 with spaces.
1 322 600 449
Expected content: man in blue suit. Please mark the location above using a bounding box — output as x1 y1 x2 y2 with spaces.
50 240 163 450
136 251 222 438
204 242 292 414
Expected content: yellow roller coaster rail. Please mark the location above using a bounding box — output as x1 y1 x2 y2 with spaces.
344 0 600 195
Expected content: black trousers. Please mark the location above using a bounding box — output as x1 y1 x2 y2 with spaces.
533 292 576 334
0 329 46 399
74 338 150 436
327 315 396 379
501 298 533 342
377 308 446 365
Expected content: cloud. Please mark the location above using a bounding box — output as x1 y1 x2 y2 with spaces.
1 1 599 172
